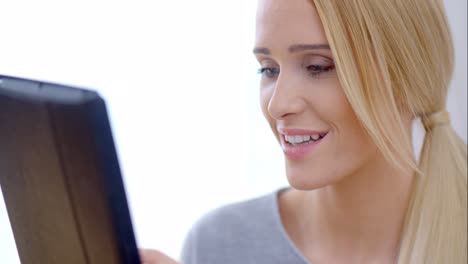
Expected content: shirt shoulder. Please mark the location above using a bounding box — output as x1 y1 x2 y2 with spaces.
193 192 276 238
180 189 308 264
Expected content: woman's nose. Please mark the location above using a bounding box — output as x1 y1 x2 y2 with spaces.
267 73 306 120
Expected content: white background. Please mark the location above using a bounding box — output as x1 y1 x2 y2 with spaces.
0 1 465 263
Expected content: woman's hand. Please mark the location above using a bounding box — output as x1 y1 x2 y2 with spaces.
139 249 179 264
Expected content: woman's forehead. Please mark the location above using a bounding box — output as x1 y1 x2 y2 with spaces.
255 0 328 47
256 0 316 21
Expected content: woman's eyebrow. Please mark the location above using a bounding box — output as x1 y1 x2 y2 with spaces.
253 44 330 55
253 47 271 55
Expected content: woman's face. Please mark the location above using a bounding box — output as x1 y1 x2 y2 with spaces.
254 0 379 190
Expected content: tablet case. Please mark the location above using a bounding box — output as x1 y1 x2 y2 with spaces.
0 76 140 264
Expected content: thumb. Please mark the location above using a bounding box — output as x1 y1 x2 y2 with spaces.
139 249 179 264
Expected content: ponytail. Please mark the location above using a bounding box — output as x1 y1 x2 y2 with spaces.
398 111 467 263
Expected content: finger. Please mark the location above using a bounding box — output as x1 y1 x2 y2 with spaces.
139 249 178 264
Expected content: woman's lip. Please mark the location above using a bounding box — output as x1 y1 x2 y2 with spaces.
281 133 327 159
278 127 328 136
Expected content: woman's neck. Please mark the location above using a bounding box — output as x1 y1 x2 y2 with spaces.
279 154 415 263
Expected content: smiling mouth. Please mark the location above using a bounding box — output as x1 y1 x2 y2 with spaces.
283 132 328 146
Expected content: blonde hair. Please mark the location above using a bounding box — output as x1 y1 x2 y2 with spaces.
311 0 467 263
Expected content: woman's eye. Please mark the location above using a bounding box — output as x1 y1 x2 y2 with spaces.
306 65 335 77
257 67 280 78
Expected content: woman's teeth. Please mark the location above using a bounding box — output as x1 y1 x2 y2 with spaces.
284 133 326 145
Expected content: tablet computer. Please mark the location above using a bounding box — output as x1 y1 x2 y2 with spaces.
0 75 141 264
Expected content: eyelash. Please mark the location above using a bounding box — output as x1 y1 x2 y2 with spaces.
257 65 335 78
257 67 280 77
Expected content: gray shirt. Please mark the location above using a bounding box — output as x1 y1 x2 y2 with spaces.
180 189 310 264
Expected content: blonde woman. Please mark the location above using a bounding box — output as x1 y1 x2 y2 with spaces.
141 0 467 263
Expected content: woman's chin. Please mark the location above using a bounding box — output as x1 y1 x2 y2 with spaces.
286 172 334 191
